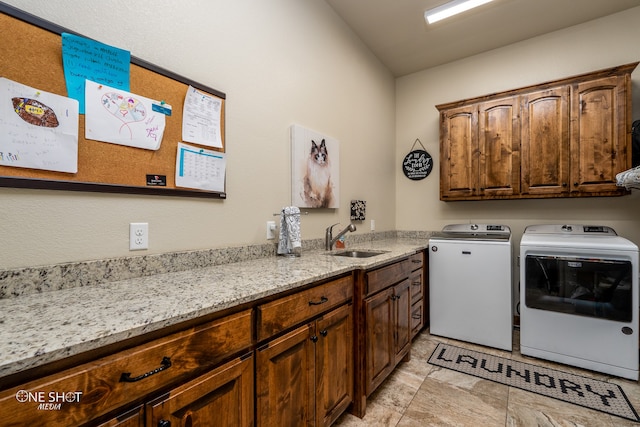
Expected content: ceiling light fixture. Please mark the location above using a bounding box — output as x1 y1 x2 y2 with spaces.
424 0 495 24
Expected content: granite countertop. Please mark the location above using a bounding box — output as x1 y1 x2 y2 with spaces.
0 238 429 379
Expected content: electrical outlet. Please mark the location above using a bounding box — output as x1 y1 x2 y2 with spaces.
266 221 277 240
129 222 149 250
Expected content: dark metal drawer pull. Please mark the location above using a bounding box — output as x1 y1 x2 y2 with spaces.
120 356 172 383
309 296 328 306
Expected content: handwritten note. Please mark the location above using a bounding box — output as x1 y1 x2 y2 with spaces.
175 142 226 192
61 33 130 114
182 86 223 148
0 78 79 173
85 81 166 150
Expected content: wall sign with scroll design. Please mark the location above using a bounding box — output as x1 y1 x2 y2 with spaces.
402 139 432 181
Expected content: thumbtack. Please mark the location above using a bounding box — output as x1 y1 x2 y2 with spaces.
35 91 40 96
160 100 165 105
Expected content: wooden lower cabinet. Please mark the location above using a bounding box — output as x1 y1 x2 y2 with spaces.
146 353 254 427
394 279 412 363
0 310 253 427
257 324 315 427
256 303 353 427
315 304 354 427
364 279 411 396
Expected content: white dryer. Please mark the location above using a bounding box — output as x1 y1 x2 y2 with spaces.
520 224 639 380
429 224 513 351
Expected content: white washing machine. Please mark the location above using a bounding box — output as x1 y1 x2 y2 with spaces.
520 224 639 380
429 224 513 351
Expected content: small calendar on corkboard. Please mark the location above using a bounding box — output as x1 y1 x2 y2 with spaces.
0 3 226 199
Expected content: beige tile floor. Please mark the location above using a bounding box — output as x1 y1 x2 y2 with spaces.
334 328 640 426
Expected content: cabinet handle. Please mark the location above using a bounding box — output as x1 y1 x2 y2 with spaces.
310 335 318 342
412 281 421 286
390 295 398 301
562 182 567 187
158 420 171 427
412 314 422 320
308 296 328 306
119 356 172 383
320 329 328 337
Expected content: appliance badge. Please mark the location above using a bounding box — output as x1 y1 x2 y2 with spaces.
567 261 582 268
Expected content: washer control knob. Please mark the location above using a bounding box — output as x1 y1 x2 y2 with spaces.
470 224 479 231
431 246 438 252
622 326 633 335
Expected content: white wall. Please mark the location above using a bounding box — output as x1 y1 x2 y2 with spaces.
0 0 396 269
4 2 640 271
396 6 640 248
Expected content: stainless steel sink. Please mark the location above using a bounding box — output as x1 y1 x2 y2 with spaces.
331 250 388 258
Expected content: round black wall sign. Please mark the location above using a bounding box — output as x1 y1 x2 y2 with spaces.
402 149 433 180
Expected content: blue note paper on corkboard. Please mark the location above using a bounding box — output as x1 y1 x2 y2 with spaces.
61 32 130 114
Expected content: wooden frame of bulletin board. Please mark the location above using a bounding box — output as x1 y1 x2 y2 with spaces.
0 3 226 199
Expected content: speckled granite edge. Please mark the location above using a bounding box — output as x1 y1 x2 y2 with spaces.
0 230 424 299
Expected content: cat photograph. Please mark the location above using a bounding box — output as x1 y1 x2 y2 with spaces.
303 139 333 207
291 124 339 208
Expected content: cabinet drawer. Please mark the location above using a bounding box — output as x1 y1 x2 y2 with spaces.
409 269 423 303
0 309 253 427
257 275 353 341
408 252 423 271
411 300 424 337
365 258 410 296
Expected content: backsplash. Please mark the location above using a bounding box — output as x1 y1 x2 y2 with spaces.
0 230 427 299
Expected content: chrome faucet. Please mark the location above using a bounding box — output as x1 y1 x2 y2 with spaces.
325 223 356 250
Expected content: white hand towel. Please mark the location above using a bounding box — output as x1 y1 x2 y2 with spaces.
277 206 302 256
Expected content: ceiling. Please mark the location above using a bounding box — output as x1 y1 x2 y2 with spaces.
325 0 640 77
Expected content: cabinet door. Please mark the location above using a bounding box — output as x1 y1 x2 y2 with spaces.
146 353 254 427
364 287 394 396
478 97 520 197
393 279 411 363
571 76 629 194
315 304 353 427
257 325 315 427
440 105 478 199
521 86 570 195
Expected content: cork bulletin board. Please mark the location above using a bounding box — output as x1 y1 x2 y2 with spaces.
0 2 226 199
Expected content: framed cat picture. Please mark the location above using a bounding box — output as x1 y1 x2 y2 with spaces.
290 124 340 208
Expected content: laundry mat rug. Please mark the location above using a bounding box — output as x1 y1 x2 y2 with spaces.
428 343 640 422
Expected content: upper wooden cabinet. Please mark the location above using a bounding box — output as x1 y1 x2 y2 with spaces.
521 86 570 196
437 62 637 201
571 76 629 194
440 105 477 199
